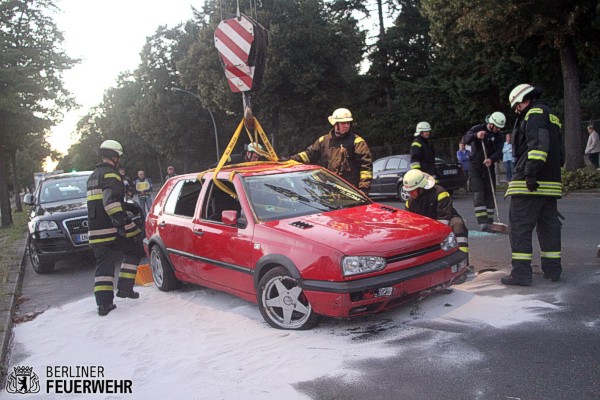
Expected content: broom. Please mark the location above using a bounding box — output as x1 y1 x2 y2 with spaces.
481 141 509 234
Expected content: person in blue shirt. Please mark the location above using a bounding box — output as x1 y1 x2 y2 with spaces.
502 133 514 182
456 141 471 190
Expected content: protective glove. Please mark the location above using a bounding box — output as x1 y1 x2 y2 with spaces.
525 176 539 192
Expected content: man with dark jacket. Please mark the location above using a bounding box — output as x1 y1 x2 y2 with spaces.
403 169 469 261
87 140 144 316
462 112 505 231
410 121 436 176
502 84 563 286
291 108 373 192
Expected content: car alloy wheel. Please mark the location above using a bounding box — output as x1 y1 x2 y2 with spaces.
258 267 319 330
150 246 180 291
28 236 54 274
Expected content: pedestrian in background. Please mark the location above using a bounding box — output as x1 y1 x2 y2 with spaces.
118 167 133 200
462 112 505 231
134 170 153 215
503 133 514 182
503 84 563 286
291 108 373 192
87 140 144 316
456 141 471 191
164 165 177 181
584 124 600 169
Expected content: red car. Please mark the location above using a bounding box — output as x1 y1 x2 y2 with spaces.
144 162 467 330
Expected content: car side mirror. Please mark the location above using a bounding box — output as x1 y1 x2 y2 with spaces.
23 193 34 206
221 210 238 225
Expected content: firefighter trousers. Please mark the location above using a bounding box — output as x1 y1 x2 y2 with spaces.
470 167 496 224
449 216 469 265
93 239 144 306
509 196 562 281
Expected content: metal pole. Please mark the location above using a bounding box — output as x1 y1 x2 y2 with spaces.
170 87 220 162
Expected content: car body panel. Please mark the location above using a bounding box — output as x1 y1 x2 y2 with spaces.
144 163 467 324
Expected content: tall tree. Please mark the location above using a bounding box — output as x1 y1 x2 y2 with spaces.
421 0 600 170
0 0 76 226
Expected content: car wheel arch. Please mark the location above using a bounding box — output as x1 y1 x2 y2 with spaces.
253 254 301 289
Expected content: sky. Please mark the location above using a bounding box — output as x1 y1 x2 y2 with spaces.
48 0 199 157
5 271 562 399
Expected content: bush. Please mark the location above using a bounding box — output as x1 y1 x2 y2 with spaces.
561 167 600 192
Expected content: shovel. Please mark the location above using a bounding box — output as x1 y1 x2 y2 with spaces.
481 142 509 234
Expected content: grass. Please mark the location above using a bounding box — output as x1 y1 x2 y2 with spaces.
0 211 28 288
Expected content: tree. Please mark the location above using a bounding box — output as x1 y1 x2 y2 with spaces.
421 0 600 170
0 0 76 226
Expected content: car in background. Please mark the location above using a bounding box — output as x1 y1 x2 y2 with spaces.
144 162 467 330
369 154 467 200
23 171 93 273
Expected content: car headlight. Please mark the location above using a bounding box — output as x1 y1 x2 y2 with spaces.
440 232 457 251
342 256 386 277
37 221 59 231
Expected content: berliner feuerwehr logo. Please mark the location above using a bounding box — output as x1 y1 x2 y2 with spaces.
6 366 41 394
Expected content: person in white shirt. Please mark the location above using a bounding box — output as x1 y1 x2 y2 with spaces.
584 125 600 169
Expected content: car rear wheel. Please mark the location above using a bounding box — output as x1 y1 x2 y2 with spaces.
28 237 55 274
258 266 319 330
150 246 180 291
397 185 409 201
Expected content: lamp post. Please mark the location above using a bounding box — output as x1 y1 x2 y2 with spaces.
170 87 220 162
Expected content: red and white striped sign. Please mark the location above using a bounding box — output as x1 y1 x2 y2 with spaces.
214 16 256 93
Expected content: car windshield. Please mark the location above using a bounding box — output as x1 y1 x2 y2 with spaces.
242 169 371 221
40 176 89 204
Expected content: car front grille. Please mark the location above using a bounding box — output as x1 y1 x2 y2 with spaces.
386 244 441 264
62 216 89 246
37 238 70 252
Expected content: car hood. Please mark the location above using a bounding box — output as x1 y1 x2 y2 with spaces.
35 199 88 217
265 204 450 255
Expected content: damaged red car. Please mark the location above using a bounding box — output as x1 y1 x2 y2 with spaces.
144 162 467 330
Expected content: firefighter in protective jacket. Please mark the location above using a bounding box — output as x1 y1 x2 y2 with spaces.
291 108 373 191
502 84 563 286
410 121 436 176
403 169 469 260
87 140 144 316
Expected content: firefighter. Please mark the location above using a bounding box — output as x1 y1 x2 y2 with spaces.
87 140 144 316
462 112 505 231
403 169 469 260
244 142 264 162
291 108 373 192
502 84 563 286
410 121 436 176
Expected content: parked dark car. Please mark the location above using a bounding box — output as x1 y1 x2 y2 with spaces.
369 155 467 200
24 171 93 273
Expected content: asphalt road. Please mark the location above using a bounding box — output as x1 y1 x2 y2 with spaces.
14 192 600 399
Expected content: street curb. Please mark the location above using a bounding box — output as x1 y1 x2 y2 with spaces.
0 234 28 388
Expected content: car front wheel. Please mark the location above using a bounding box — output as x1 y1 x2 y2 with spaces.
258 266 319 330
28 236 55 274
150 246 180 291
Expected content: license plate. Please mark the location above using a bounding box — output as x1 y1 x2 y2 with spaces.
443 169 457 175
74 233 89 244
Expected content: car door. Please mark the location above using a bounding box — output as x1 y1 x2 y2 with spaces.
370 158 388 194
188 178 257 297
380 156 409 195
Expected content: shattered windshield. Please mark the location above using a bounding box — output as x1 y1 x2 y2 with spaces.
242 168 371 222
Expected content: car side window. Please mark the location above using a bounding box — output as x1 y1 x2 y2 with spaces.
373 159 387 173
202 180 241 222
386 157 401 170
399 157 409 169
164 180 202 217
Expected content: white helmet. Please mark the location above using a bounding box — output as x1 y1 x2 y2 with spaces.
247 142 264 153
414 121 431 137
403 169 435 192
485 111 506 129
328 108 353 125
99 140 123 157
509 84 535 108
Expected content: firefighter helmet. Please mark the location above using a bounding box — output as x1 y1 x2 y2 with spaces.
414 121 432 137
509 84 535 108
247 142 264 153
485 111 506 129
99 140 123 157
403 169 435 192
328 108 353 125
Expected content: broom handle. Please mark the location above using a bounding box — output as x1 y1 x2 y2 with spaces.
481 141 501 222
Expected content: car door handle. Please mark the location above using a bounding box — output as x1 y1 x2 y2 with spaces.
193 229 204 236
158 221 166 228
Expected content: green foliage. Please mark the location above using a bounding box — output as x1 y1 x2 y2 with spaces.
561 167 600 192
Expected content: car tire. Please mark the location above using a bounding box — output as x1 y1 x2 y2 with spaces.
28 236 55 274
150 246 180 291
397 185 409 201
257 266 319 330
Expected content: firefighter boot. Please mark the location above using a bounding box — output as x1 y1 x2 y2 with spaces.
116 290 140 299
98 304 116 316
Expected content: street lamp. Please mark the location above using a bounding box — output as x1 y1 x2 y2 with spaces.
170 87 220 162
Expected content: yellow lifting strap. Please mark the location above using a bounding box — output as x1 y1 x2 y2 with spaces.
210 117 281 199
